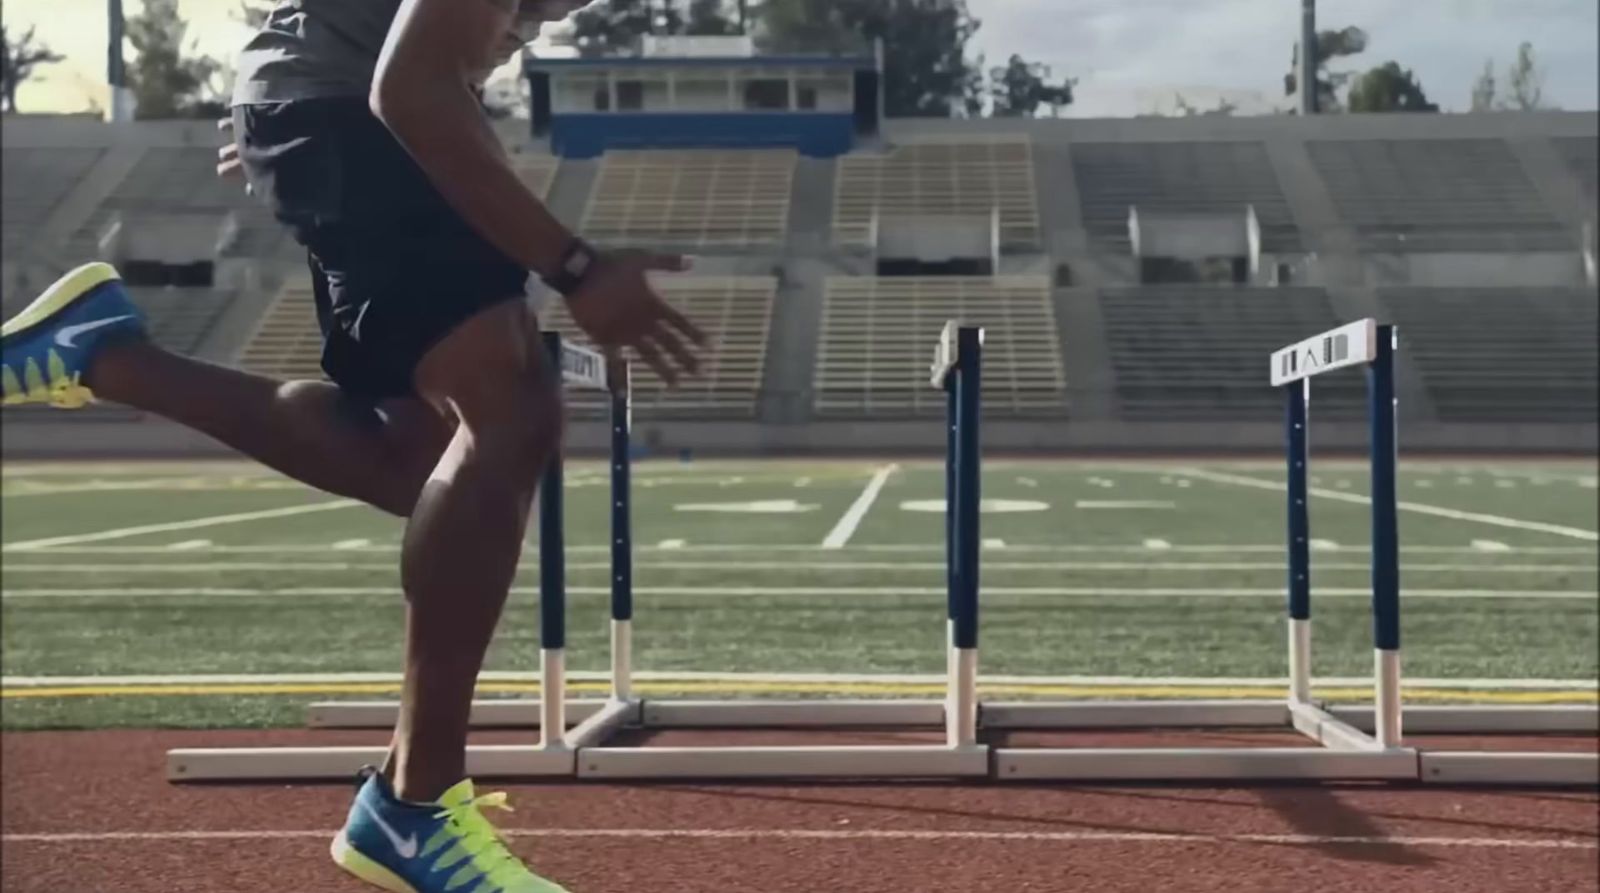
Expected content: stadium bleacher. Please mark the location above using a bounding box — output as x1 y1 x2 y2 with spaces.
68 147 283 261
1098 286 1366 421
1 147 106 259
814 276 1065 417
1071 141 1301 253
834 137 1040 250
4 112 1596 454
1307 139 1568 252
582 150 795 247
235 279 324 382
1378 287 1599 424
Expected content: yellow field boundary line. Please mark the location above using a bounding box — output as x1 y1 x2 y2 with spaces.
3 680 1594 704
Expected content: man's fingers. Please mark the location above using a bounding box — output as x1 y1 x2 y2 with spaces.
659 301 708 347
218 143 239 163
630 338 677 388
217 117 234 133
648 324 699 378
217 157 244 180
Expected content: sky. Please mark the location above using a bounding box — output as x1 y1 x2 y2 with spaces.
4 0 1597 117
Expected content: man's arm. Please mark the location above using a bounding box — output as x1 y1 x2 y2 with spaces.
370 0 570 279
371 0 706 384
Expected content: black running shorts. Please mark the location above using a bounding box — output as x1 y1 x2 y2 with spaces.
235 98 530 402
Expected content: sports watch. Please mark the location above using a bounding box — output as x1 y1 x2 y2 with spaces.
544 238 600 299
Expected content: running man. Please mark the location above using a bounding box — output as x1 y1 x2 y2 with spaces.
0 1 703 890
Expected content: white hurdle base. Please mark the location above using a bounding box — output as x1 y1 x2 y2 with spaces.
306 698 945 730
167 744 575 782
307 699 610 730
983 700 1287 729
579 745 989 780
1329 704 1600 734
174 698 1597 785
996 747 1419 782
1420 752 1600 786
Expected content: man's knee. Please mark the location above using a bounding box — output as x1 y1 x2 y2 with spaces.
454 371 563 480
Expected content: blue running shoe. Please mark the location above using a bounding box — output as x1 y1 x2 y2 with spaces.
1 262 145 408
332 770 572 893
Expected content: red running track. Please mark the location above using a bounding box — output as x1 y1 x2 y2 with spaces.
3 729 1596 893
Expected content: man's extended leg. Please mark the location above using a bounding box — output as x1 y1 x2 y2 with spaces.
89 336 449 517
2 264 450 518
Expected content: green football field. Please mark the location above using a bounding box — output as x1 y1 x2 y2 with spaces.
1 457 1595 730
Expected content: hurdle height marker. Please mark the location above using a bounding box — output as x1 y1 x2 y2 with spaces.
1367 326 1402 748
1285 379 1312 705
940 323 982 747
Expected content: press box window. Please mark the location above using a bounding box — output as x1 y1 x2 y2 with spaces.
617 81 645 111
743 79 790 110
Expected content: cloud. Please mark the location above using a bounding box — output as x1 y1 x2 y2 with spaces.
967 0 1598 114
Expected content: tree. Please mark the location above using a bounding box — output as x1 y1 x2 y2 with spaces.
759 0 984 118
1505 41 1547 110
989 54 1073 118
1470 58 1496 112
237 0 274 29
1346 61 1438 113
1 24 65 114
1172 93 1238 117
124 0 227 119
1283 25 1368 113
571 0 656 56
686 0 740 35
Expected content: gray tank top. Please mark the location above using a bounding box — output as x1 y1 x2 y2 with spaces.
232 0 402 105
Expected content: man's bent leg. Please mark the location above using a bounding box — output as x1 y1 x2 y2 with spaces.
382 299 560 801
88 338 450 517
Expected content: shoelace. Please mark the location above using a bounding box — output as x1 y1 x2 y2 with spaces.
432 791 535 892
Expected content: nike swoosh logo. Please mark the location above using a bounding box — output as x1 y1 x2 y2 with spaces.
356 797 420 860
55 316 135 349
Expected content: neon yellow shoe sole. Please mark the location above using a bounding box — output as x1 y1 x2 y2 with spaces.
332 832 424 893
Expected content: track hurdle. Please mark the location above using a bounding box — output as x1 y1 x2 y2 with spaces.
987 318 1596 785
305 325 988 779
169 327 989 782
569 321 987 778
166 333 622 781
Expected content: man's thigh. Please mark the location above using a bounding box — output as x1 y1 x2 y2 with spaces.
237 98 532 403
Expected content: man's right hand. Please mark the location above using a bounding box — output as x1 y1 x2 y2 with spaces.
563 251 706 387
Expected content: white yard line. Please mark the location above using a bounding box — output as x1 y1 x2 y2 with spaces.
1173 468 1599 542
0 827 1591 850
820 463 897 549
6 670 1592 689
4 586 1592 600
1 500 362 551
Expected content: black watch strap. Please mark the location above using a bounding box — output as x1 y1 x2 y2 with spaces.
543 239 599 299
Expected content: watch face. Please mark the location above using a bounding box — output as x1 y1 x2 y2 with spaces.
565 247 594 278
